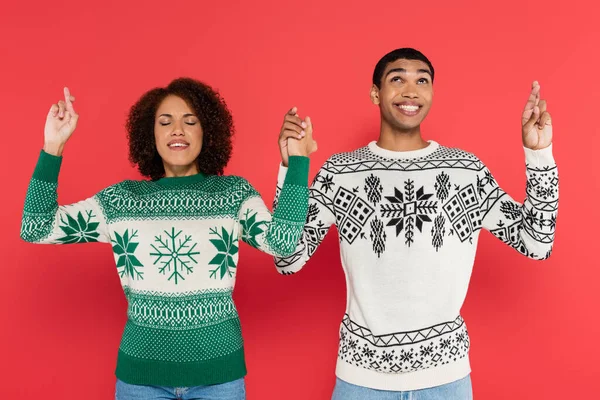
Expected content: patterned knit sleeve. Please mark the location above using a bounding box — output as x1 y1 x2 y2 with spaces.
20 150 110 244
478 145 558 260
273 160 337 275
237 156 310 258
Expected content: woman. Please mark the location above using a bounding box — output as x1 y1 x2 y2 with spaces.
21 78 316 399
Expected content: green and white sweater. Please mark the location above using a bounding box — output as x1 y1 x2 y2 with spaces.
21 150 310 387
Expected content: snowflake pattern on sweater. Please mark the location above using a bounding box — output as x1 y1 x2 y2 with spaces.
274 141 558 391
21 151 310 387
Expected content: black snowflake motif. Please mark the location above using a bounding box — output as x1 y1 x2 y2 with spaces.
380 351 394 363
315 173 335 193
500 201 521 220
440 338 452 349
348 339 358 349
420 344 434 357
435 172 451 202
535 185 556 200
399 349 415 363
361 345 376 359
380 180 437 246
364 174 383 204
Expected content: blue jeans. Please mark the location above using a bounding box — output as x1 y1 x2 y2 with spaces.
332 375 473 400
115 378 245 400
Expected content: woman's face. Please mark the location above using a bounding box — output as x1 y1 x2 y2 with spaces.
154 95 203 177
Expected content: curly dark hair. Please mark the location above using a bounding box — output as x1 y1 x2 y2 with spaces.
127 77 234 180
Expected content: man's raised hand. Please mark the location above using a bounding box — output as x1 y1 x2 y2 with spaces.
522 81 552 150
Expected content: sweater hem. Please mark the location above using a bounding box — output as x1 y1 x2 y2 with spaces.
335 356 471 391
115 347 247 387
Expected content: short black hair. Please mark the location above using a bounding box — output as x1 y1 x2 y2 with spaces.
127 77 234 180
372 48 435 88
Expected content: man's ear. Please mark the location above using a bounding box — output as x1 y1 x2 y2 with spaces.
370 84 380 105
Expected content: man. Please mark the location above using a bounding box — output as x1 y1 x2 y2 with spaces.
275 48 558 399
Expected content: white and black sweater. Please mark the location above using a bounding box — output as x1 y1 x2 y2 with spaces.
274 141 558 391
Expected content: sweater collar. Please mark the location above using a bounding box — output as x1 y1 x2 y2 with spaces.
367 140 439 159
155 173 207 187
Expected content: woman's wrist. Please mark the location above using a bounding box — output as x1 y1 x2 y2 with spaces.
43 141 65 157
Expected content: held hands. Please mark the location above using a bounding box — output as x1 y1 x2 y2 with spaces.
278 107 318 167
44 87 79 156
522 81 552 150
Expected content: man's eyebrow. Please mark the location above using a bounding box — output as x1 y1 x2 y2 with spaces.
385 68 432 77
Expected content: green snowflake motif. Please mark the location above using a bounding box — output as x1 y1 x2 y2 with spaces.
56 210 100 244
150 228 200 284
240 210 267 249
208 227 239 280
112 229 143 280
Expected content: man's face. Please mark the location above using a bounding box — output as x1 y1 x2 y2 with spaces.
371 58 434 131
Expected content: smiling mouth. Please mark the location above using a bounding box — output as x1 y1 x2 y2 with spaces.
393 104 421 116
168 142 190 150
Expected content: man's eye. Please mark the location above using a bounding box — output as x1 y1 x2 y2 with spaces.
159 122 170 126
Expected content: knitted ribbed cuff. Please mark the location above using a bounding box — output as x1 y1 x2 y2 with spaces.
283 156 309 186
524 144 555 168
32 150 63 182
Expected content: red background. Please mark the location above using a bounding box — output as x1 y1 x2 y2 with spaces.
1 0 598 398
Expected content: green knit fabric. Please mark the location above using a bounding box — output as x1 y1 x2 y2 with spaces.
20 150 309 386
